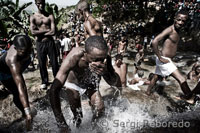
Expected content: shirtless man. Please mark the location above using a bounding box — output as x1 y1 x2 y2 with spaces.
113 36 128 87
146 10 193 100
49 36 121 132
0 35 32 130
113 54 127 87
76 1 103 39
118 36 128 55
30 0 59 89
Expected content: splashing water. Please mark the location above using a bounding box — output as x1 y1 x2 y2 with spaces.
3 92 200 133
2 69 200 132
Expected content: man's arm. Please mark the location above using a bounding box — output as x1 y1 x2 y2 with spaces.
8 60 32 129
152 26 172 63
84 21 97 36
103 56 122 87
44 14 56 36
49 48 83 129
29 15 49 36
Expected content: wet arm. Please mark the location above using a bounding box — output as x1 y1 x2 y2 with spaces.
9 63 30 109
49 49 83 127
49 73 68 127
103 56 122 87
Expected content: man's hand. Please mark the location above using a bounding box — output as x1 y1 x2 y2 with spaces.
89 59 107 76
159 57 169 64
26 114 32 131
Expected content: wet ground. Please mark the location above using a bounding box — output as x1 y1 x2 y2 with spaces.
0 52 200 133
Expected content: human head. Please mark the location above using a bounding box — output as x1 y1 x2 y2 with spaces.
174 10 188 30
137 69 144 78
75 1 89 21
13 35 32 57
148 73 154 81
35 0 45 12
115 54 123 61
195 65 200 75
85 35 108 63
115 54 123 67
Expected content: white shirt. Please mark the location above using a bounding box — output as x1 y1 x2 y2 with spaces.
61 37 71 52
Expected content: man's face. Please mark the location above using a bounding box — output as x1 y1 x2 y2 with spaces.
16 47 31 58
86 47 108 75
35 0 45 11
174 14 188 30
87 47 107 63
78 10 84 21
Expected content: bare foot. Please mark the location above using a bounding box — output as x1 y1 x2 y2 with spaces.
174 95 195 104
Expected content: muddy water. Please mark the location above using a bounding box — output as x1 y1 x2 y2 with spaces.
0 53 200 132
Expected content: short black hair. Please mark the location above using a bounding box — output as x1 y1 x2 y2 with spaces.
175 9 189 17
195 65 200 75
35 0 45 2
85 35 108 54
148 73 154 81
13 35 32 49
115 54 123 61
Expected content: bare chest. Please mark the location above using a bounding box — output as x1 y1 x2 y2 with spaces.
34 15 51 27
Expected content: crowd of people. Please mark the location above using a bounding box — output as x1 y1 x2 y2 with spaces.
0 0 200 132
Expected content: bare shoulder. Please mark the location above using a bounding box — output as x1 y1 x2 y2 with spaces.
158 25 173 37
6 46 17 66
71 47 84 55
30 13 38 22
60 47 85 70
167 25 174 33
66 47 85 60
30 13 37 18
49 14 54 19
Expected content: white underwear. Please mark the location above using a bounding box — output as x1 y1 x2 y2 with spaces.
64 82 86 95
155 56 177 77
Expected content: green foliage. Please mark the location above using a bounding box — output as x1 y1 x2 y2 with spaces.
0 0 32 42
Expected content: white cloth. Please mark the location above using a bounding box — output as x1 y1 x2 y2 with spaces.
61 38 71 52
134 73 139 78
155 56 177 77
127 81 144 91
64 82 86 95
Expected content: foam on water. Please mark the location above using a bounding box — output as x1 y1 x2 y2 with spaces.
22 97 155 132
5 94 200 133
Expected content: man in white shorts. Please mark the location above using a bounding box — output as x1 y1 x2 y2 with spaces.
146 10 193 101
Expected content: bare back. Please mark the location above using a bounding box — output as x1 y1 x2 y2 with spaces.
56 47 88 85
84 16 103 39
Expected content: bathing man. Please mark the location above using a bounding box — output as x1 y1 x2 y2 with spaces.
0 35 33 130
49 36 121 132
